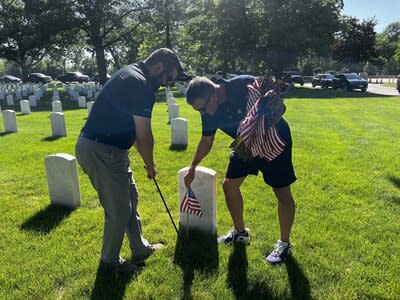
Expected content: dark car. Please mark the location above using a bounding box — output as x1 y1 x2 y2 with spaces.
332 73 368 92
92 73 111 82
283 74 304 86
397 75 400 93
175 72 194 82
0 75 22 83
312 73 334 88
28 72 52 83
57 71 89 83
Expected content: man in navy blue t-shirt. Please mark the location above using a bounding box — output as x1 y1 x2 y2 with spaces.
75 48 184 272
184 76 297 264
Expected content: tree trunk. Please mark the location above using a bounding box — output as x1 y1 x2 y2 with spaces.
19 62 29 82
109 47 121 70
95 45 107 84
165 0 172 49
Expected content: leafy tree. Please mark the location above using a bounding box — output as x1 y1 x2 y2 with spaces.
251 0 343 77
333 16 377 64
66 0 150 83
375 22 400 72
176 0 219 74
0 0 76 80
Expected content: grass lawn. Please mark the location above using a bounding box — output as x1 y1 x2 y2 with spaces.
0 86 399 299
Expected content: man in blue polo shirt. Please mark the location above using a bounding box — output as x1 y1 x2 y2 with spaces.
75 48 184 272
184 75 296 264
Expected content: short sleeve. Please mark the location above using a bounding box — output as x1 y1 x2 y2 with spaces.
201 114 218 136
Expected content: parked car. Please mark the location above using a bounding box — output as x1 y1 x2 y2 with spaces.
0 75 22 83
397 75 400 93
28 72 52 83
312 73 334 88
175 72 194 82
92 73 111 82
57 71 89 83
332 73 368 92
283 74 304 86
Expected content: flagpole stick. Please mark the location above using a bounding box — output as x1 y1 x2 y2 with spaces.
186 212 190 239
153 178 183 241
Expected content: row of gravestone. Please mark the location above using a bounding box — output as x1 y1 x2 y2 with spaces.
45 153 217 234
165 87 188 147
0 100 94 136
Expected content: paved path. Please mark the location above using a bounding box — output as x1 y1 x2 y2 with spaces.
303 82 399 96
367 84 399 96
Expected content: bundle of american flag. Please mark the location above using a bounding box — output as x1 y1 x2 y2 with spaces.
232 76 289 162
180 187 203 217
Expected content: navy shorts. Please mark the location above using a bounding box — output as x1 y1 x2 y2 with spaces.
226 119 297 188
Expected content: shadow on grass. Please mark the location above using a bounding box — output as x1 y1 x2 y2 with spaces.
388 176 400 189
41 136 64 142
0 131 15 137
285 256 311 300
173 228 219 299
227 244 277 299
226 247 310 299
90 263 137 300
169 144 187 152
20 204 73 234
286 86 395 99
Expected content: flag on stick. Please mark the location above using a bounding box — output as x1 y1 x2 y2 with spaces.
180 187 203 217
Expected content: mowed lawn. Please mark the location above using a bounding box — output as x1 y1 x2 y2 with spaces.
0 86 399 299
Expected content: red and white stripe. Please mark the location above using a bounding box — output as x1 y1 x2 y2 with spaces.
180 194 203 217
236 80 286 162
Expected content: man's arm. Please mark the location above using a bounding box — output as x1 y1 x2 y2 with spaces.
133 115 156 179
184 135 215 187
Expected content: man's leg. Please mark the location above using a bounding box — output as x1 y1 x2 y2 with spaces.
272 185 295 243
222 177 246 231
126 170 151 256
76 138 131 263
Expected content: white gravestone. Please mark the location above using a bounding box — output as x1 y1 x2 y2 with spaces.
45 153 81 208
167 96 176 105
168 103 179 122
20 100 31 115
29 95 37 107
52 101 63 113
171 118 188 146
6 94 14 106
78 96 86 108
16 91 22 100
2 110 18 133
178 167 217 234
87 101 94 116
52 94 60 101
175 82 187 96
50 112 67 137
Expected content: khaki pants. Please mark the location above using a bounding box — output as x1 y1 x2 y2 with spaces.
75 137 149 263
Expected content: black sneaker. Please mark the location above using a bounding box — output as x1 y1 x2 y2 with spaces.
100 257 140 273
266 240 291 264
217 228 250 245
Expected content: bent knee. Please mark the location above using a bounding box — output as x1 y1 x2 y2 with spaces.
222 178 242 191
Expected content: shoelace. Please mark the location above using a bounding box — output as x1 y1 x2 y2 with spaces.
272 243 288 256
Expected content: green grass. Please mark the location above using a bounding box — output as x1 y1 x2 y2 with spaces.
1 86 400 299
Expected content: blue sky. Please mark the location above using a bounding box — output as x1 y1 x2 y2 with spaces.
342 0 400 33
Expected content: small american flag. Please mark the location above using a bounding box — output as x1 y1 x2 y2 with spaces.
180 187 203 217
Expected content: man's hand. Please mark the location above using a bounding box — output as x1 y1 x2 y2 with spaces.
145 164 157 179
184 166 195 187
